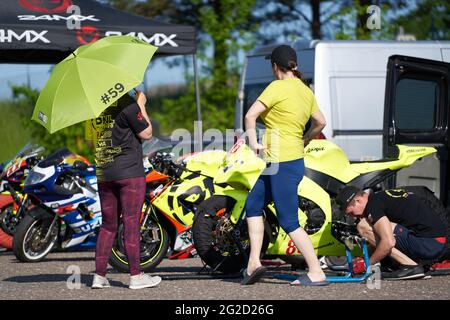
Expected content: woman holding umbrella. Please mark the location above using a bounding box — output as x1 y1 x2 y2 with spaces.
87 90 162 290
30 36 161 289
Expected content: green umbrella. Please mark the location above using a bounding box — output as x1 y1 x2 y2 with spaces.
32 35 158 133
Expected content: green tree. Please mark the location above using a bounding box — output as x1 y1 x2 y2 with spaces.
10 84 93 162
253 0 343 42
394 0 450 40
0 98 33 162
333 0 407 40
108 0 258 132
108 0 171 20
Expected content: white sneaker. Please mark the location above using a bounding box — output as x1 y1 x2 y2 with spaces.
91 274 110 289
129 273 162 290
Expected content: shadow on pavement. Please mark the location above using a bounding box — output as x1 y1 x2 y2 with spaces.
155 267 242 281
37 256 95 263
159 273 242 281
3 274 127 288
2 250 95 263
8 256 95 263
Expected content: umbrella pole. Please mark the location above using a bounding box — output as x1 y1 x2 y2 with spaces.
193 53 202 152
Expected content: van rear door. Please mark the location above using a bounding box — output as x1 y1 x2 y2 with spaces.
383 55 449 148
383 55 450 206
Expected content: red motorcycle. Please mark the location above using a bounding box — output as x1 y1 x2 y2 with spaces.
0 143 45 249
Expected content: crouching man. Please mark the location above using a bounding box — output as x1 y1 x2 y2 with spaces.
336 186 447 280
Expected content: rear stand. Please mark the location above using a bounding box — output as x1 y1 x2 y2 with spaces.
325 237 372 283
273 237 373 283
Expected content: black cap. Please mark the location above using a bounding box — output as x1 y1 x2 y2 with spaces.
336 186 360 211
265 45 297 69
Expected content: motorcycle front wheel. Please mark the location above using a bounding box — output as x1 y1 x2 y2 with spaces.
109 207 170 273
13 209 58 262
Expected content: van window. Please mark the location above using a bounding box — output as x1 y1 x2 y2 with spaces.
394 78 439 130
243 83 270 123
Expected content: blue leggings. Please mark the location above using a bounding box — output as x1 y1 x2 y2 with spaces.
245 158 304 233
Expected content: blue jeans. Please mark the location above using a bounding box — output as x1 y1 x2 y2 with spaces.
245 158 304 233
394 224 446 260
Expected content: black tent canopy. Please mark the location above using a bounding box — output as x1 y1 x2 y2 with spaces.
0 0 196 62
0 0 202 147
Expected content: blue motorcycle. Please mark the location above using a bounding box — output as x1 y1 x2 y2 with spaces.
13 148 101 262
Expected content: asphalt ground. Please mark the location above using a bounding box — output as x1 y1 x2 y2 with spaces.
1 250 449 301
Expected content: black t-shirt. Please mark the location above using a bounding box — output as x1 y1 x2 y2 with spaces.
364 189 446 238
89 94 149 182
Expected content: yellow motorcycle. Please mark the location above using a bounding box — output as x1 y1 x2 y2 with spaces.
192 139 445 273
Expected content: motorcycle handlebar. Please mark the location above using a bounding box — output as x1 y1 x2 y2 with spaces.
149 152 212 180
149 153 184 178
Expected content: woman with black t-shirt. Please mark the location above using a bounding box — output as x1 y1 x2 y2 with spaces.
86 91 162 289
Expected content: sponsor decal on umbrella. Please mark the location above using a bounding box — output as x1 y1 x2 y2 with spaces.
38 111 47 124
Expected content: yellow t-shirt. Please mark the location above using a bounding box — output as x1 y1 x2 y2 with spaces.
257 78 319 163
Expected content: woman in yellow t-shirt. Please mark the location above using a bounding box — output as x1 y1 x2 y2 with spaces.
242 45 328 286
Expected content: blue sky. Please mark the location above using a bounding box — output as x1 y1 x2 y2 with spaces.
0 1 418 100
0 57 189 99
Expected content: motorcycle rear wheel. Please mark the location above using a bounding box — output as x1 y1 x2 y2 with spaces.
109 210 170 273
193 195 270 274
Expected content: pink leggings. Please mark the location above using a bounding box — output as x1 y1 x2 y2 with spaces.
95 176 146 276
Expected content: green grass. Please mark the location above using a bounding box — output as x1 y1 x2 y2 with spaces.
0 100 33 163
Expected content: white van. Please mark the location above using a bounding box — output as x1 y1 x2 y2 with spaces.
235 40 450 161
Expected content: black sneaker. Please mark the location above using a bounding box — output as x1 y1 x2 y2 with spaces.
380 256 400 273
381 264 425 281
422 264 432 279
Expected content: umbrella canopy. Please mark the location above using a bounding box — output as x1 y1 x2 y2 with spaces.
0 0 196 63
32 35 157 133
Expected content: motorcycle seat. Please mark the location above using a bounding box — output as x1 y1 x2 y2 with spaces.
349 146 400 164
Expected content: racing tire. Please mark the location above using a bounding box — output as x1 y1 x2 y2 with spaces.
13 208 57 262
109 214 170 273
193 195 270 274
